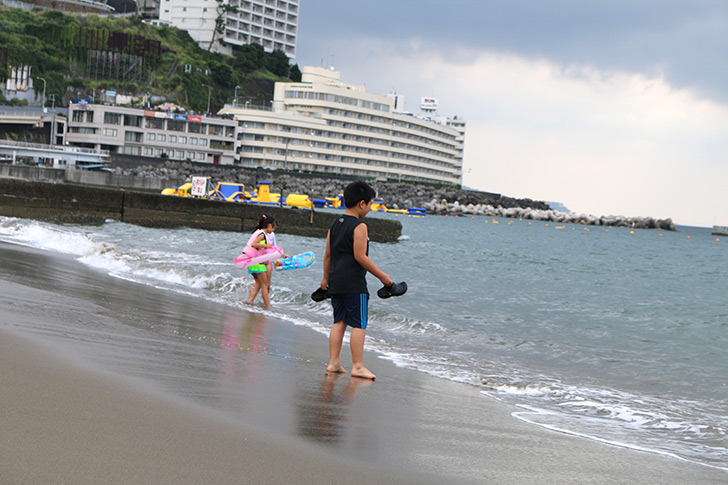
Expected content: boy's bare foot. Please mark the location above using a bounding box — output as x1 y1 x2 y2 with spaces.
351 365 376 380
326 363 348 374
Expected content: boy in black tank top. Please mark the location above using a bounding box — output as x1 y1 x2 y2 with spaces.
320 181 393 380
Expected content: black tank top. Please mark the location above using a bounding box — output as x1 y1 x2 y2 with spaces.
328 215 368 295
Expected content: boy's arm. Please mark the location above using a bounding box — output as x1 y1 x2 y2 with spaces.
320 230 331 289
353 223 393 287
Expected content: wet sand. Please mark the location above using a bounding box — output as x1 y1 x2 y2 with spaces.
1 242 726 484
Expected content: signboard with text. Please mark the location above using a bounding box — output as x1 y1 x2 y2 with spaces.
191 177 209 197
420 97 438 110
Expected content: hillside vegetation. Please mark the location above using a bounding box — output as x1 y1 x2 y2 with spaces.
0 6 301 111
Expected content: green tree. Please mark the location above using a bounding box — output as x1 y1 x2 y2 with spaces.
232 43 265 73
265 49 289 78
289 64 302 82
209 59 237 88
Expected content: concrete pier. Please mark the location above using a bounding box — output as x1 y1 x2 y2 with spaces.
0 177 402 243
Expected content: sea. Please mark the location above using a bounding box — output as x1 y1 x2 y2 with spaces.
0 212 726 471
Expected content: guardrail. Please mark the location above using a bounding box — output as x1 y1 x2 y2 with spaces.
0 140 109 156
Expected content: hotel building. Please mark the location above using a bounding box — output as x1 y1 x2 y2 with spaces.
158 0 299 57
220 66 465 185
66 103 238 165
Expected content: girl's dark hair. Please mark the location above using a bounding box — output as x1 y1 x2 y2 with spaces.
256 214 277 230
343 180 377 208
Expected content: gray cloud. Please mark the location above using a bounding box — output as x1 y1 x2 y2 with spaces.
298 0 728 102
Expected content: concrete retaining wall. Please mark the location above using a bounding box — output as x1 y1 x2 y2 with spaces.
0 178 402 242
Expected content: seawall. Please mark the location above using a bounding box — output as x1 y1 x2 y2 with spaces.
0 177 402 243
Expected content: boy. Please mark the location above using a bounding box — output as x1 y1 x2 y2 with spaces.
320 181 393 380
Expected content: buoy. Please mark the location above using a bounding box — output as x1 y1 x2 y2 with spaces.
472 216 475 220
605 229 609 232
716 238 720 242
528 222 532 226
584 227 589 231
659 234 663 237
630 231 635 235
545 224 549 227
687 236 691 239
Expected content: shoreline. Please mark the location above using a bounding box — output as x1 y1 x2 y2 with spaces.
1 241 726 484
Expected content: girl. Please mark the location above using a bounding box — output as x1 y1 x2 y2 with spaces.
244 215 287 308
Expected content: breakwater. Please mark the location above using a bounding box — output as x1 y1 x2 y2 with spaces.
427 201 677 231
110 159 676 231
0 178 402 242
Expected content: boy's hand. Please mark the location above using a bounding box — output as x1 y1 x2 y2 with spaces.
380 273 393 287
320 278 328 290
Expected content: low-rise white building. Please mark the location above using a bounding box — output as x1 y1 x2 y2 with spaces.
66 103 238 165
220 67 465 185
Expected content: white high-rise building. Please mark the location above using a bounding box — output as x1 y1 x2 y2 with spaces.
159 0 298 57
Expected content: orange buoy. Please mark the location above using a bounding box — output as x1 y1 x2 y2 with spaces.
687 236 691 239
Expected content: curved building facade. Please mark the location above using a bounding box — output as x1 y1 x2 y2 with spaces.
220 67 464 185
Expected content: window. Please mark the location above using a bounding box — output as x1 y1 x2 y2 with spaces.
102 128 117 137
70 127 97 134
197 152 206 160
169 135 177 143
72 111 85 122
188 123 203 134
123 115 142 127
158 134 166 142
146 118 164 129
208 124 224 136
122 146 141 155
167 120 185 132
200 139 208 146
143 147 153 156
147 133 156 141
190 137 198 145
176 150 184 158
86 111 94 123
104 112 122 125
179 136 187 144
188 151 196 159
125 131 143 142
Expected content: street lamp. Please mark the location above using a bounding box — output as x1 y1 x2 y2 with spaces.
202 84 212 115
37 77 46 108
234 85 240 106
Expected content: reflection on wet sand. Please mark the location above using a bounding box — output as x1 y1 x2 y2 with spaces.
296 372 374 444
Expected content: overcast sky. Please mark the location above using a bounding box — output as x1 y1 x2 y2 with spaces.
294 0 728 228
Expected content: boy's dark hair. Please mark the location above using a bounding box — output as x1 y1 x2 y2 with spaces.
256 214 277 230
343 181 376 209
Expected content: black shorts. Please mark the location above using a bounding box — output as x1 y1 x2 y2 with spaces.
331 293 369 329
